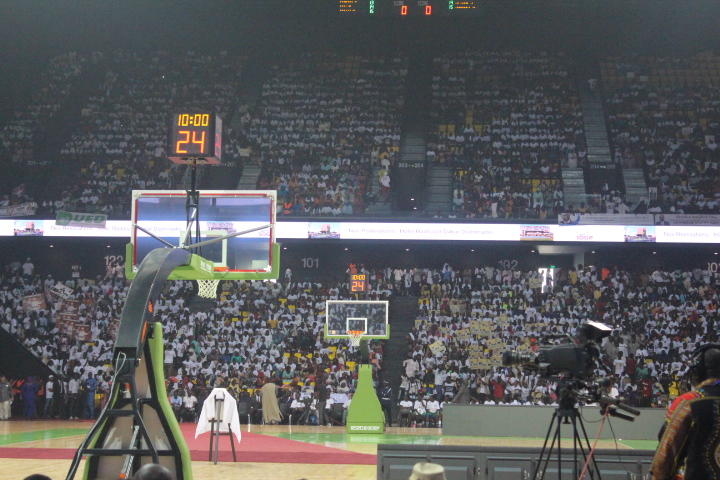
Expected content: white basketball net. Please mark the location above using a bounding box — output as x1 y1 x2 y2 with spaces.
197 279 220 299
348 330 364 347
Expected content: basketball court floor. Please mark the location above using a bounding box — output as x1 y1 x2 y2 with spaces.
0 420 658 480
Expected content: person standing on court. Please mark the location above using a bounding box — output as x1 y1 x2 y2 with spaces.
67 374 80 419
21 376 39 420
261 378 283 425
43 375 55 418
85 373 98 419
317 381 329 426
0 375 12 420
379 380 393 427
651 343 720 480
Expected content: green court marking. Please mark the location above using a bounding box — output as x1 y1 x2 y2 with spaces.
261 432 641 448
618 439 659 450
267 432 447 445
0 427 88 446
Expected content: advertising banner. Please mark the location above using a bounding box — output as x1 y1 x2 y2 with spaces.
2 219 720 244
655 214 720 226
0 202 37 218
55 299 91 341
51 282 74 300
559 213 654 226
520 225 553 241
22 294 47 312
55 210 108 228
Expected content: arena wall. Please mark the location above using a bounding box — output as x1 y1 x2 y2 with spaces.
443 405 666 440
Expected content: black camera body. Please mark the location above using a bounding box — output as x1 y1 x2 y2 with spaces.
502 321 612 380
503 342 599 379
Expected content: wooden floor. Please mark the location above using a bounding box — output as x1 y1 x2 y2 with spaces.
0 420 637 480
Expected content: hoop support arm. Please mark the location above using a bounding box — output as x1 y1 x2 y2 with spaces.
114 248 192 367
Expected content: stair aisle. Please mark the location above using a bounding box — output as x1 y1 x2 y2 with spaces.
622 168 648 207
389 132 427 213
382 295 420 424
236 165 262 190
34 58 109 200
580 91 613 164
365 166 393 216
424 166 453 215
561 168 587 210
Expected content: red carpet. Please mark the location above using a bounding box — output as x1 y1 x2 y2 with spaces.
0 423 377 465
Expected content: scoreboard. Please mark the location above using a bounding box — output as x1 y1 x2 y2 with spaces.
349 273 369 293
168 112 222 165
339 0 478 16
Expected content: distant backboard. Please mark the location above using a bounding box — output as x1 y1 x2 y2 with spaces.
128 190 278 280
324 300 390 340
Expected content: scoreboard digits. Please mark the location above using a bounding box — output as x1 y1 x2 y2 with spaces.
349 273 369 293
168 112 222 165
338 0 477 16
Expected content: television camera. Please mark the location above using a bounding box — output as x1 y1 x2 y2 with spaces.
502 320 612 380
502 321 639 480
502 321 639 420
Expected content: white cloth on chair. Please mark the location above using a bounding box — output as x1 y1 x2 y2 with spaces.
195 388 242 443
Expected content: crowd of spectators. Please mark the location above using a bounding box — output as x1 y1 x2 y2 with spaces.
9 51 720 219
426 51 585 219
34 50 247 217
603 53 720 214
249 53 407 216
0 52 96 166
2 256 719 428
394 263 718 424
0 258 385 424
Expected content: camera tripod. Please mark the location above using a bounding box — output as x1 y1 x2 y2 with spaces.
533 395 602 480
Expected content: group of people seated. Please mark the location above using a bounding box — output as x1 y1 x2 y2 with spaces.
7 49 720 219
0 50 248 218
2 255 719 428
50 50 246 218
250 53 407 216
427 51 585 219
0 52 97 165
604 53 720 214
395 262 719 416
451 171 564 219
0 257 385 424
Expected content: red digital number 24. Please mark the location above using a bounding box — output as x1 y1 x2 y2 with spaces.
176 130 206 154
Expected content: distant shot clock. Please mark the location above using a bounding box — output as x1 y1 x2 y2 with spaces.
168 112 222 164
349 273 369 292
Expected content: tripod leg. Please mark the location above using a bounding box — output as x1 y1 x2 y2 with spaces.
576 413 602 480
572 415 579 480
557 417 562 480
536 411 560 480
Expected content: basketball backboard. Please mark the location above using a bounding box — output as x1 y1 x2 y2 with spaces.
324 300 390 340
127 190 279 280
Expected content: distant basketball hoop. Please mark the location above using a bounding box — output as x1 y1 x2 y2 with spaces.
197 279 220 299
348 330 364 347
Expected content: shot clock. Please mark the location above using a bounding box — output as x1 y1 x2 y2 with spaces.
168 112 223 165
349 273 369 293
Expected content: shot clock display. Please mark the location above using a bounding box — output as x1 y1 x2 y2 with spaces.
349 273 369 293
168 112 223 165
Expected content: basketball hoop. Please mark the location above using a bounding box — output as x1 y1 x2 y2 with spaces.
348 330 364 347
197 279 220 299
